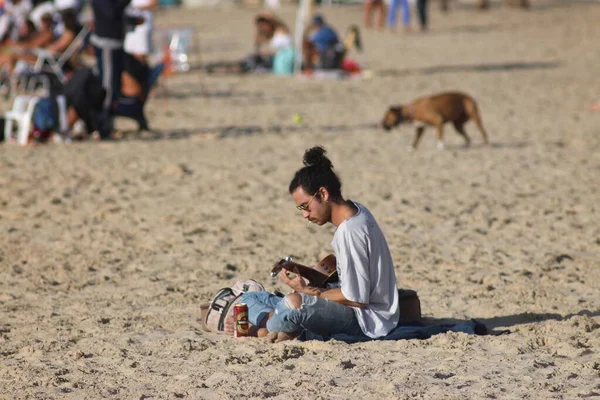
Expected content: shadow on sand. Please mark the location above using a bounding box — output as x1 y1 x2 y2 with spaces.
377 61 560 77
445 0 596 11
120 128 538 151
425 309 599 332
531 0 600 10
157 89 266 101
428 23 505 35
121 122 380 141
440 141 530 150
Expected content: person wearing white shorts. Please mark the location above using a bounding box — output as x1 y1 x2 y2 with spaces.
124 0 156 59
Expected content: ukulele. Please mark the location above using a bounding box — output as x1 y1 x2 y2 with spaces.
271 255 338 288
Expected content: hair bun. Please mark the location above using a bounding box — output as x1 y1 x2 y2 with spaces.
303 146 333 169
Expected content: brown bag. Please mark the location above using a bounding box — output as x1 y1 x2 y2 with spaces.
398 289 422 322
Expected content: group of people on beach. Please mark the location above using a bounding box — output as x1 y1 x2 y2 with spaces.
364 0 429 32
1 0 160 142
364 0 530 32
207 12 360 76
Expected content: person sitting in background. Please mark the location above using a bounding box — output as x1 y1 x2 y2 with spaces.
255 12 292 57
206 12 292 74
2 12 52 49
0 0 32 43
0 12 53 74
3 18 37 44
241 11 292 73
63 66 105 138
43 8 80 54
0 9 80 76
303 14 344 70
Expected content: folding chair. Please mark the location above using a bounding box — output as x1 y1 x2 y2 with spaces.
10 71 52 96
32 25 91 83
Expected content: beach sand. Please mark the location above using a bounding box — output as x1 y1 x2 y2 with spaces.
1 1 599 398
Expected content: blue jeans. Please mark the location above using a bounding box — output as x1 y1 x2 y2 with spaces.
241 291 364 338
388 0 410 28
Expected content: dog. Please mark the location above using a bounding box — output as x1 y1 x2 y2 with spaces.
381 91 489 150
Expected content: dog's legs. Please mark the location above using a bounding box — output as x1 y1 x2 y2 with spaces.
473 115 489 145
453 121 471 147
466 101 489 145
435 122 445 150
412 125 426 150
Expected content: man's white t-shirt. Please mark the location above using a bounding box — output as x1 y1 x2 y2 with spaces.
331 201 399 338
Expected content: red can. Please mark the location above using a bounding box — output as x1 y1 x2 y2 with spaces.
233 303 249 338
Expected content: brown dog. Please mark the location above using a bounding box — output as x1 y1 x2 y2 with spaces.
381 91 489 150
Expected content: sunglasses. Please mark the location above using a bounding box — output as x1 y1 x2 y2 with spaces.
296 191 319 211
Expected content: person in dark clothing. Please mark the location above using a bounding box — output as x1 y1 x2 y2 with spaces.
90 0 132 138
115 52 151 130
416 0 428 31
122 52 149 100
303 14 344 70
64 67 106 136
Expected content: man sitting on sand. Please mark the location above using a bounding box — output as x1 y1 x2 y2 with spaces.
234 146 400 342
303 15 345 70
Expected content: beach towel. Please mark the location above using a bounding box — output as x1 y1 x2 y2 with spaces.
301 319 493 343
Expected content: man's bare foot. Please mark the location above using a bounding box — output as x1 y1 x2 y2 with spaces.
110 130 124 140
274 331 300 343
267 331 279 343
256 327 269 338
267 330 301 343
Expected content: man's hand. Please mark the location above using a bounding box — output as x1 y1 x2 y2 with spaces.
278 267 311 293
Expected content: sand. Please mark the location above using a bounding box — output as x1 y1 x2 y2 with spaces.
1 0 599 398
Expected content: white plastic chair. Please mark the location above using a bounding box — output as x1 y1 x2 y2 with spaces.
3 95 40 146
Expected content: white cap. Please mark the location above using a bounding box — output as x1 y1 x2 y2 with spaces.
29 2 55 29
54 0 78 11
